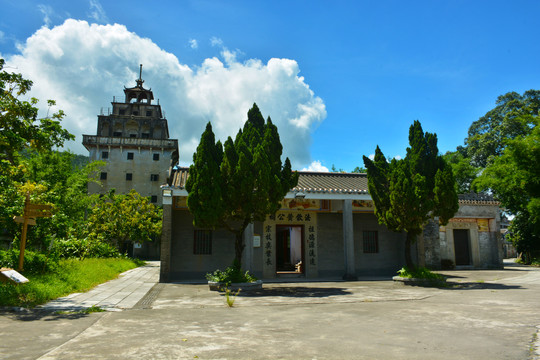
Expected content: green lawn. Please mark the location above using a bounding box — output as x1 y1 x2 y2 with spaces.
0 258 141 308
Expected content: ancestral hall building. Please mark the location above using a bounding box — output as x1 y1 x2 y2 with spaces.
83 65 178 206
159 169 503 282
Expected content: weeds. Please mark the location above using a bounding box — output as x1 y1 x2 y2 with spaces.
224 288 241 308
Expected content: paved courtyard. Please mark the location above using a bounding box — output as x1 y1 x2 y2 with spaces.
1 261 540 359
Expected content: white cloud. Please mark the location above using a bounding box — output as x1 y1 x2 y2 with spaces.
368 154 375 160
210 37 223 47
394 155 402 160
301 160 329 172
37 4 54 27
88 0 109 23
5 19 326 169
189 39 198 49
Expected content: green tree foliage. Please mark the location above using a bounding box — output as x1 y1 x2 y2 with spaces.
442 150 481 193
363 121 459 267
465 90 539 167
474 118 540 261
0 58 73 167
85 190 162 251
186 103 298 266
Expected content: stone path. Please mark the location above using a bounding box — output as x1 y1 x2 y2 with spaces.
38 261 160 311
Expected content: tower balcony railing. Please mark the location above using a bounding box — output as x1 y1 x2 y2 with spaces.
82 135 178 149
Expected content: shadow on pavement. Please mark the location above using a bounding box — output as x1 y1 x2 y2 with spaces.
441 282 523 291
235 286 352 298
0 308 92 322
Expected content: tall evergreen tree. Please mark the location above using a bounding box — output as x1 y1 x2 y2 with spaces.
363 120 458 267
186 104 298 267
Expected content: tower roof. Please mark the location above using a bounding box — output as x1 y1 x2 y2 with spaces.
123 64 154 103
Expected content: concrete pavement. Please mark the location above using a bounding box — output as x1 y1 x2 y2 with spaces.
1 260 540 359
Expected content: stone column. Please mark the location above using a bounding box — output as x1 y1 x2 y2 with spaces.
159 197 173 283
342 199 357 280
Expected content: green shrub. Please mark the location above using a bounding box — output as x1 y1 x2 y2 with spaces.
206 261 257 285
397 266 445 281
53 237 120 259
0 249 58 274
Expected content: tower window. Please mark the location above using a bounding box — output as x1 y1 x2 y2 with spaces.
119 109 126 115
100 172 107 180
113 131 122 137
153 153 160 161
150 174 159 181
126 173 132 181
133 111 139 116
101 151 109 159
127 152 134 160
146 110 152 116
130 134 137 138
142 133 150 139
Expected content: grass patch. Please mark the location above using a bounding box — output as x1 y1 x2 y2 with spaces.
0 258 140 308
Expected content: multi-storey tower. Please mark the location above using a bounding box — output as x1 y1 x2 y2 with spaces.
83 65 178 206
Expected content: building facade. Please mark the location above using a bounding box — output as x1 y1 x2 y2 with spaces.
82 65 178 206
159 170 503 282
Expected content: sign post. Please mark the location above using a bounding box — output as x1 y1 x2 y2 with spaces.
14 193 52 271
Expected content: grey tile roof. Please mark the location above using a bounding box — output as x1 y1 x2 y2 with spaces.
169 167 368 194
169 167 497 204
458 193 500 205
293 171 369 195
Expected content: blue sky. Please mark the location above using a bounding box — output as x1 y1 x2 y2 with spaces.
2 1 539 171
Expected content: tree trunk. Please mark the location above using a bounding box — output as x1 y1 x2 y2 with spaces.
405 232 416 269
234 230 245 268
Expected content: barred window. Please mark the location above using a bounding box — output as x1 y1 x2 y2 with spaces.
363 231 379 253
153 153 160 161
126 173 132 181
101 151 108 159
127 152 134 160
100 172 107 180
150 174 159 181
194 230 212 255
150 195 158 203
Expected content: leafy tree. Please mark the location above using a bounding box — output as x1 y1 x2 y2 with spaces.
474 118 540 262
363 121 459 267
465 90 539 167
351 166 366 173
0 58 73 167
186 103 298 267
0 58 75 245
442 150 481 193
85 190 162 251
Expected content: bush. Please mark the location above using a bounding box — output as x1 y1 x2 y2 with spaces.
206 261 257 285
53 237 120 259
0 249 58 274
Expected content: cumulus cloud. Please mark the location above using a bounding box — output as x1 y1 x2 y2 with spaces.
88 0 109 23
301 160 329 172
5 19 326 168
189 39 198 49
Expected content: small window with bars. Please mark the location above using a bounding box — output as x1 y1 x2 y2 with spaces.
153 153 160 161
126 173 132 181
150 174 159 181
194 230 212 255
100 172 107 180
363 231 379 253
127 152 134 160
101 151 108 159
150 195 158 203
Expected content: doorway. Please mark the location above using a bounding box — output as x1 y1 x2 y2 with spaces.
276 225 304 273
453 229 471 266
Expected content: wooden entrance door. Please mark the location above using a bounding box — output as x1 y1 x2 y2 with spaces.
453 229 471 266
